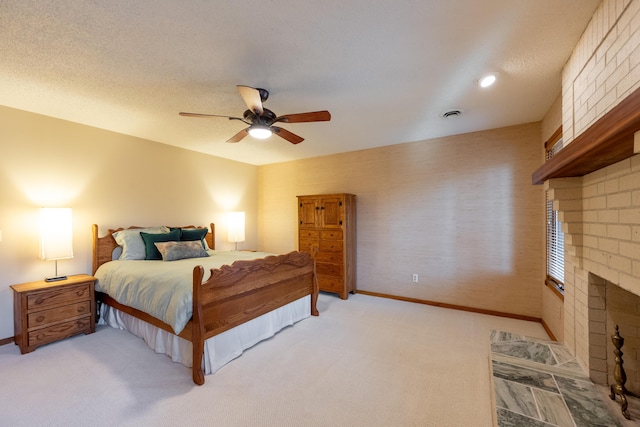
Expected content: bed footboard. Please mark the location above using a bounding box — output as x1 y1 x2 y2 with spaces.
191 251 318 385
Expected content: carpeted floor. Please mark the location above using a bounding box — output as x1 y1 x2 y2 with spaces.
0 293 549 426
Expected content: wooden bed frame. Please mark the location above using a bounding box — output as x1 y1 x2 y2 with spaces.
91 223 318 385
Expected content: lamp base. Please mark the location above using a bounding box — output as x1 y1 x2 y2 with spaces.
45 275 68 282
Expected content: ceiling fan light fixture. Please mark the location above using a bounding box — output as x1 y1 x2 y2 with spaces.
248 124 272 139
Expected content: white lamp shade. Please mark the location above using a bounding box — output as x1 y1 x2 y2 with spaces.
227 211 245 243
40 208 74 260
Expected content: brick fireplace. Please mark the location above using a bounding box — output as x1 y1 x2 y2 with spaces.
545 152 640 395
535 0 640 398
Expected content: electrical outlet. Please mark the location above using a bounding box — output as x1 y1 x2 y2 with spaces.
412 274 418 283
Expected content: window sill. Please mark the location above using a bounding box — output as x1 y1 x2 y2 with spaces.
545 279 564 302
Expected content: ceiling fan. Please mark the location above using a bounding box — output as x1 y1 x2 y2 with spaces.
179 85 331 144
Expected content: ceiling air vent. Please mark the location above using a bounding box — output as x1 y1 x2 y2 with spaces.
442 109 463 119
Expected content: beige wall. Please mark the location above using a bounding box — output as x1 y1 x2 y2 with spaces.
0 106 259 340
259 123 544 318
547 0 640 369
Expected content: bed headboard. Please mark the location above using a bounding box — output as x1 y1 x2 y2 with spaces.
91 223 215 275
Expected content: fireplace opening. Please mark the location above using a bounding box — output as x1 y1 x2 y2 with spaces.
587 273 640 394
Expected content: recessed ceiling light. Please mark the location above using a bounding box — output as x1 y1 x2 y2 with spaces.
479 73 498 88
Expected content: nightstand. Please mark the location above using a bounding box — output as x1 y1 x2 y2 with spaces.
11 274 96 354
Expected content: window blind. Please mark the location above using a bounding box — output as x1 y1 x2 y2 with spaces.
546 130 564 289
546 197 564 284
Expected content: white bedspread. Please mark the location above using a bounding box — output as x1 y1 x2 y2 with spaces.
100 295 310 374
94 250 274 334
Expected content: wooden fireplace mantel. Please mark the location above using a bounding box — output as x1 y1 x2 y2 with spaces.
532 85 640 185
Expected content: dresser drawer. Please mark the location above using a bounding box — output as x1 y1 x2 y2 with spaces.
317 262 344 277
299 239 319 253
318 276 344 293
319 240 343 252
28 301 91 329
316 251 343 264
321 230 343 240
299 230 320 239
27 283 91 311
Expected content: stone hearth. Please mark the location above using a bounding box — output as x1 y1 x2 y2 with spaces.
489 330 637 426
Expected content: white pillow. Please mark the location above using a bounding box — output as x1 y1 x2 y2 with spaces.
113 226 170 260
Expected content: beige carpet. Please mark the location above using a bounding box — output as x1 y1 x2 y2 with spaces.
0 293 548 426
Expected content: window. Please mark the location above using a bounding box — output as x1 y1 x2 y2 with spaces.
545 127 564 296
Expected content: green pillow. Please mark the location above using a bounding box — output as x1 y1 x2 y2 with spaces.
171 227 208 249
140 229 181 260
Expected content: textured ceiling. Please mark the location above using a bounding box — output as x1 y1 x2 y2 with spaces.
0 1 600 165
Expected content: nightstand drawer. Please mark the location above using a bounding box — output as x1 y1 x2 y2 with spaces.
26 283 91 311
28 301 91 329
28 318 92 348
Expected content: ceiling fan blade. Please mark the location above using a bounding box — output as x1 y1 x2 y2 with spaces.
179 112 245 122
275 110 331 123
272 126 304 144
227 128 249 143
237 85 264 115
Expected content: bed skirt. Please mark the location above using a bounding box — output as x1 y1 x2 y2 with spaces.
99 295 311 375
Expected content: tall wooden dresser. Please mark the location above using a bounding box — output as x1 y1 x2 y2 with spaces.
297 193 356 299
